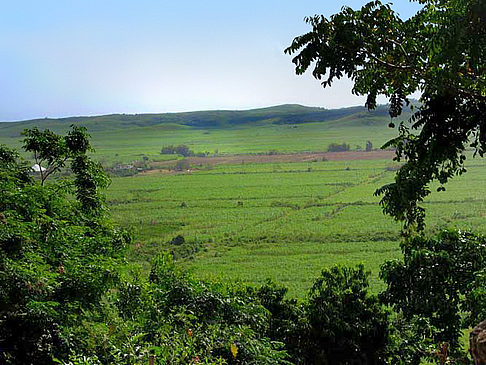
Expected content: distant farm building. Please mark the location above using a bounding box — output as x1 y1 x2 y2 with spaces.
32 164 45 172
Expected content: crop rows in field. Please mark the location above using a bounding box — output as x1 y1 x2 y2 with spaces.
107 157 486 297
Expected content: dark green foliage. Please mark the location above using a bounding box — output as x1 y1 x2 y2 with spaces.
254 267 391 365
0 128 130 364
303 265 390 364
129 253 291 364
286 0 486 230
22 126 93 185
384 315 438 365
0 145 32 184
380 230 486 355
106 166 139 177
161 144 196 157
169 234 185 246
255 281 304 361
467 270 486 326
327 142 350 152
71 155 110 214
168 237 204 260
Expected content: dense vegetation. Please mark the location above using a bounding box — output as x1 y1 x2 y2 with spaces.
327 142 350 152
160 144 208 157
1 127 486 364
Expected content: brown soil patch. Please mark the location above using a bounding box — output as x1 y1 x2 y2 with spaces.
149 150 395 170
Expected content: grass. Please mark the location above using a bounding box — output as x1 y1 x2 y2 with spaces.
0 104 406 164
3 105 485 298
106 157 486 297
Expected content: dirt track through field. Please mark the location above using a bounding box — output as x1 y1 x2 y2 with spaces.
150 150 395 170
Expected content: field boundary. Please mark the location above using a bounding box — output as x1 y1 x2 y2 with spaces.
149 150 396 169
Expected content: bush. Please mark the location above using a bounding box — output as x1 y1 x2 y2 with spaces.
169 235 185 246
143 253 290 364
366 140 373 151
380 230 486 355
255 280 304 362
161 145 196 157
327 142 350 152
254 266 391 364
174 159 190 171
303 265 390 364
467 269 486 325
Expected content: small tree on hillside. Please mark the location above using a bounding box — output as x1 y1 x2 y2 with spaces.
366 140 373 152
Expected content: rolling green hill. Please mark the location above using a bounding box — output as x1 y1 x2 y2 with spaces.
0 104 412 164
0 104 402 134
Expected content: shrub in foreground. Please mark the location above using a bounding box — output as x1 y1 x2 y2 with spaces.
381 230 486 361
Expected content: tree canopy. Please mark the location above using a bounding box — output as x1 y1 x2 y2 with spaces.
285 0 486 230
0 127 127 363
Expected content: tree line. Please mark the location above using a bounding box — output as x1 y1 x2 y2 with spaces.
161 144 207 157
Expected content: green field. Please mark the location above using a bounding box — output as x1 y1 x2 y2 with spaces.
3 104 485 298
107 157 486 297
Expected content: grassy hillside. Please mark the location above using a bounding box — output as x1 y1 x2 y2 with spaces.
0 104 410 164
0 104 394 133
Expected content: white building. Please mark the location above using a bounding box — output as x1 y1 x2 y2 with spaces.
32 164 46 172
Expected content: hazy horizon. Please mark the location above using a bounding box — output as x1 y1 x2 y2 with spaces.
2 102 400 123
2 1 421 122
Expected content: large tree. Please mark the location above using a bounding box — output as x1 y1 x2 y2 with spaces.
285 0 485 231
0 127 126 363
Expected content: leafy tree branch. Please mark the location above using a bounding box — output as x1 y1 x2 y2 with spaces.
286 0 486 230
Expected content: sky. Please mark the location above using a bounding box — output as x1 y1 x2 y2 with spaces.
0 1 422 121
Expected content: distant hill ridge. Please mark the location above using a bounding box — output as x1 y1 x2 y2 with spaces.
0 103 410 137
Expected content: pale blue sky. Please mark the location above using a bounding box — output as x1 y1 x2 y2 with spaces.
0 1 421 121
